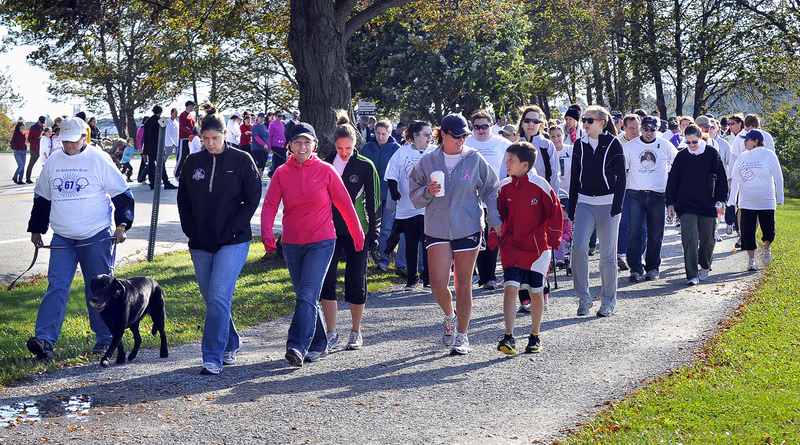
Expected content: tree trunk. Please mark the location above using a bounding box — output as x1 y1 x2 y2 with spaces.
288 1 353 158
673 0 684 116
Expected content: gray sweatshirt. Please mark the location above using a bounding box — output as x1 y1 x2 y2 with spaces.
409 145 501 240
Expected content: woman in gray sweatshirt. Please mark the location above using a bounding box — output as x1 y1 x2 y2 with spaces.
409 114 502 356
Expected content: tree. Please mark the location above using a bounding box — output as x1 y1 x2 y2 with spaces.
348 4 533 123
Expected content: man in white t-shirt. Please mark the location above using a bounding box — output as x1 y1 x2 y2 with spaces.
491 112 507 135
466 109 510 290
623 116 678 282
25 117 135 361
385 140 433 288
164 108 180 162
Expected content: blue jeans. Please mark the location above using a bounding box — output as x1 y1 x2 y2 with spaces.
378 201 406 269
190 241 250 368
283 239 335 357
626 190 665 275
34 228 114 345
13 150 26 182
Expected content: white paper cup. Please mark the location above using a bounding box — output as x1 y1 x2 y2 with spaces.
430 170 445 197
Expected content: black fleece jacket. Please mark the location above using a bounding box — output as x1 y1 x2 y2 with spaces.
665 146 728 217
177 146 262 253
568 132 627 220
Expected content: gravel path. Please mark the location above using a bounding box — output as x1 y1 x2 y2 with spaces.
0 225 758 444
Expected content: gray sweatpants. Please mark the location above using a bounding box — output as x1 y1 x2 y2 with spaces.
572 202 621 311
678 213 717 280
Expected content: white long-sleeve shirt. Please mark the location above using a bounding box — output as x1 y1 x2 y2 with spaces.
226 119 241 145
728 146 784 210
165 118 179 148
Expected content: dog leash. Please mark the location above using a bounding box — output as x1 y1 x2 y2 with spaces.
6 236 118 291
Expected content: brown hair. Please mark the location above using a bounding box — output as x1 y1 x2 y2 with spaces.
199 103 226 133
332 110 358 142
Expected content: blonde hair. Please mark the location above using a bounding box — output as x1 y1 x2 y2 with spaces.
584 105 618 135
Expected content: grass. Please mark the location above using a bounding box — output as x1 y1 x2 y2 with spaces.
0 240 403 387
562 199 800 444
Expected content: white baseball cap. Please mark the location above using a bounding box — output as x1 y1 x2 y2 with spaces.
60 117 88 142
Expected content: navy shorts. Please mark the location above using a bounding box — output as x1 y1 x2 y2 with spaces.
424 231 482 252
503 267 545 293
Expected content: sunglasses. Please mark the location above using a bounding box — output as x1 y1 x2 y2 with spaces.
448 132 468 140
642 126 656 132
522 118 543 124
581 117 602 124
422 131 432 137
685 140 699 145
473 124 491 131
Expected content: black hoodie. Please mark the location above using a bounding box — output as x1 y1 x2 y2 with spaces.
568 131 627 219
177 146 262 252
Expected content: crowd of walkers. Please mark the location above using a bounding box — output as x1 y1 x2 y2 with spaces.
17 102 784 374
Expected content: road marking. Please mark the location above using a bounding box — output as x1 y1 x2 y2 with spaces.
0 193 34 202
0 238 30 245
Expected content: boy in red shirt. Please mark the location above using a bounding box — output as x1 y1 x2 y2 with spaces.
494 142 562 354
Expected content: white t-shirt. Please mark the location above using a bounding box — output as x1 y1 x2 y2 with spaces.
466 133 509 178
165 117 179 147
188 136 202 154
332 155 349 175
35 144 130 239
385 144 432 219
226 119 241 145
555 143 573 199
39 135 53 165
624 137 678 192
728 146 784 210
526 134 560 193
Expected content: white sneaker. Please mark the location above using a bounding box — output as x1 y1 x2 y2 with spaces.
442 313 457 346
345 330 363 350
200 362 222 375
747 259 758 271
698 268 710 281
450 333 470 355
687 278 699 286
222 342 242 365
715 233 723 242
327 332 342 351
762 247 772 266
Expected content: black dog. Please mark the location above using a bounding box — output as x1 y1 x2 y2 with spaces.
89 274 169 367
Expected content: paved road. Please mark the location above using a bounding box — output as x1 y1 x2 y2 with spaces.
0 217 758 444
0 152 276 288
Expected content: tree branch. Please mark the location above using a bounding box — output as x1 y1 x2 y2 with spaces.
343 0 412 39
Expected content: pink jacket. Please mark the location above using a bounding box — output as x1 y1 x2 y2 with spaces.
261 153 364 252
267 120 285 148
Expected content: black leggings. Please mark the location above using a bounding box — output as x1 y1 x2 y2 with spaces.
386 214 428 281
740 208 775 251
320 233 367 304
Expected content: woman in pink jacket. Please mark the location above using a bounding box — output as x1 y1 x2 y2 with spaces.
261 122 365 367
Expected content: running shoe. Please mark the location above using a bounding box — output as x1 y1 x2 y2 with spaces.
524 334 542 353
747 259 758 271
763 247 772 266
27 337 54 360
223 342 243 365
497 334 517 355
577 299 593 316
327 332 342 351
200 362 222 375
644 269 659 281
346 330 363 350
480 280 498 291
617 255 629 271
629 272 642 283
404 278 419 291
518 298 531 313
735 238 742 249
92 343 110 356
304 349 328 362
687 277 700 286
596 306 614 317
699 268 710 281
285 348 304 367
442 313 457 346
450 333 471 355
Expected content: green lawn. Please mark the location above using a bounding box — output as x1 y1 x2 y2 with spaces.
562 199 800 444
0 241 402 386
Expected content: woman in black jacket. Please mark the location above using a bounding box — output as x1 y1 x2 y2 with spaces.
320 112 380 351
177 103 262 375
568 105 627 318
666 124 728 285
